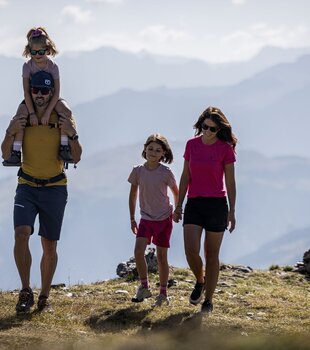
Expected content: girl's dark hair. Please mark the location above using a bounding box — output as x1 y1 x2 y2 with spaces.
23 27 58 57
194 106 238 150
142 133 174 164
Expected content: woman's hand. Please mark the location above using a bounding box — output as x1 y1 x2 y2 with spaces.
173 206 183 223
227 210 236 233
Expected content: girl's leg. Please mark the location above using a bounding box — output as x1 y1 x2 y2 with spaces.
55 100 72 146
184 224 204 283
204 231 224 302
134 237 149 285
156 246 169 296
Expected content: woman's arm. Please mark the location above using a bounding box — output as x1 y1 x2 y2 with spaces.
224 163 236 233
129 184 138 234
173 160 190 222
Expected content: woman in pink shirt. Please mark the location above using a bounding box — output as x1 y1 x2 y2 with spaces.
174 106 237 314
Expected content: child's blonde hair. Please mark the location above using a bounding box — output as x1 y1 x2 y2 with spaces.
23 27 58 57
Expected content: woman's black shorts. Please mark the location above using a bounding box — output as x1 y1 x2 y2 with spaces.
183 197 228 232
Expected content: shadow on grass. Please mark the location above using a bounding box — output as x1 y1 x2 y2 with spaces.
0 312 33 331
139 311 202 333
85 306 152 332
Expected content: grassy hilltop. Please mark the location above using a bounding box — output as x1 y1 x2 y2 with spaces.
0 266 309 350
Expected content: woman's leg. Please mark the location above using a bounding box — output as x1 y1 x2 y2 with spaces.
184 224 204 283
204 231 224 302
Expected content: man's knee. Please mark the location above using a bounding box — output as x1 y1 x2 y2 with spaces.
41 237 57 256
15 226 32 241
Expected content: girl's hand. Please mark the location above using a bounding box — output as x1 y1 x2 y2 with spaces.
130 219 138 235
29 113 39 126
227 210 236 233
173 206 182 223
41 112 50 126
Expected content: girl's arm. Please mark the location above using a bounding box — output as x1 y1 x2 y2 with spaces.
23 77 36 116
224 163 236 233
173 160 190 222
41 78 60 125
129 184 139 234
169 181 179 209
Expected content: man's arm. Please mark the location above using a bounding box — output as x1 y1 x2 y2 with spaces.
58 113 82 164
1 115 27 160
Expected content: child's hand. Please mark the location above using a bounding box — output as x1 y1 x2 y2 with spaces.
29 113 39 126
173 207 183 223
41 112 50 125
130 219 138 235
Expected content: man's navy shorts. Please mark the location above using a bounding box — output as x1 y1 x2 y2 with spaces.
183 197 228 232
14 184 68 241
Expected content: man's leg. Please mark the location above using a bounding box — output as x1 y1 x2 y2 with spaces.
40 237 58 298
14 225 32 289
14 225 34 312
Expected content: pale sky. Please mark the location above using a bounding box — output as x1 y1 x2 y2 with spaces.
0 0 309 63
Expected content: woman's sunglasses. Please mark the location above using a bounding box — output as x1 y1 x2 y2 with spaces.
30 49 47 56
201 123 218 133
31 87 51 95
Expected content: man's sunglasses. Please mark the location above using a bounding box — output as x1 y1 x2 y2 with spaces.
201 123 218 133
31 87 51 95
30 49 47 56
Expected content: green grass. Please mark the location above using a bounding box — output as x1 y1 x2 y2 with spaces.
0 266 309 349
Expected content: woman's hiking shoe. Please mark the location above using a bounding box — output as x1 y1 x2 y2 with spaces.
201 299 213 314
2 150 21 166
152 294 169 307
189 281 204 305
131 285 152 302
15 288 34 313
37 295 49 312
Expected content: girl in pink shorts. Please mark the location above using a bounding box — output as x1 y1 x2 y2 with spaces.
128 134 179 307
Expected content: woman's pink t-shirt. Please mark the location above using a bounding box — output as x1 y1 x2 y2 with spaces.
184 136 236 198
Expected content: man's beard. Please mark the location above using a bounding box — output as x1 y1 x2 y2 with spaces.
34 97 48 107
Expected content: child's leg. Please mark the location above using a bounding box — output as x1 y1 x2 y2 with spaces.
13 104 28 151
55 100 72 146
134 237 149 287
156 246 169 296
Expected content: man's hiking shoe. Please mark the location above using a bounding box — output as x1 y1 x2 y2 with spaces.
131 285 152 302
152 294 169 307
58 145 73 163
189 281 204 305
201 299 213 314
15 288 34 313
37 295 49 312
2 150 21 167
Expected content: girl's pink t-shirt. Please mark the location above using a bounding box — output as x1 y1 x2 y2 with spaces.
22 58 60 80
184 136 236 198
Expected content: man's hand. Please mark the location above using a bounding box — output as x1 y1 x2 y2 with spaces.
58 113 76 136
8 115 27 135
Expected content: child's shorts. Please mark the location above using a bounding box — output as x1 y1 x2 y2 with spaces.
183 196 228 232
137 215 173 248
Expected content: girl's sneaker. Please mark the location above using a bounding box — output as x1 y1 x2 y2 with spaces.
131 285 152 302
201 299 213 313
152 294 169 307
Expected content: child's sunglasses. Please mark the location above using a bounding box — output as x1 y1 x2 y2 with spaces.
30 49 47 56
31 87 51 95
201 123 218 133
